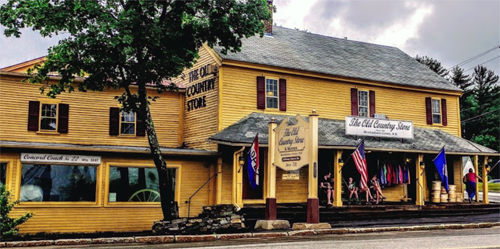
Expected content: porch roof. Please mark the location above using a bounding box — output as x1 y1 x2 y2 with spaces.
208 113 498 155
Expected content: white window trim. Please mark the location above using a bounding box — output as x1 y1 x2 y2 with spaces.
432 99 441 124
358 90 369 117
119 111 137 136
265 78 279 109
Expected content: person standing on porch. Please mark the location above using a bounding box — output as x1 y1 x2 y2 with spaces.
463 168 482 203
320 172 334 205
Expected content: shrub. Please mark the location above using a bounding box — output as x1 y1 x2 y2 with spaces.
0 186 33 238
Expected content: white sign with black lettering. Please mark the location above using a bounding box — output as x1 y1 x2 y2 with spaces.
345 116 414 139
21 153 101 165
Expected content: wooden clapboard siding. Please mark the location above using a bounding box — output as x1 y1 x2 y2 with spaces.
0 75 181 148
3 152 211 234
221 160 234 204
275 167 308 203
453 156 463 191
219 65 461 137
180 46 219 151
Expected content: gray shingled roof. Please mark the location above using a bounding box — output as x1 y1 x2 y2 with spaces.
215 26 461 92
209 113 497 154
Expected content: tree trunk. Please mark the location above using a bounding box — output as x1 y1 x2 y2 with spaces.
137 83 173 221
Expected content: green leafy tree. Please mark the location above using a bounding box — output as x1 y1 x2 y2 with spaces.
0 0 271 220
464 66 500 151
0 186 33 238
415 55 449 78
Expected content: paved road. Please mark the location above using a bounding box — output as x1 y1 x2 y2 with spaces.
31 226 500 249
474 192 500 203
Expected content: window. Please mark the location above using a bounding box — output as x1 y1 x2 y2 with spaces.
108 166 176 202
120 111 136 135
0 163 6 187
28 101 69 133
20 164 97 202
266 79 278 109
432 99 441 124
256 76 287 111
109 108 145 136
40 104 57 131
358 90 369 117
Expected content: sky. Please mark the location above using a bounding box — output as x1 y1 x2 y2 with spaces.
1 0 499 76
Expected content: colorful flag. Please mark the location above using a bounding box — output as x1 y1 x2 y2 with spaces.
433 146 449 193
248 134 259 189
352 140 369 190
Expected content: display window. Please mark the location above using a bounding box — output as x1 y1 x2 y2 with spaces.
20 164 97 202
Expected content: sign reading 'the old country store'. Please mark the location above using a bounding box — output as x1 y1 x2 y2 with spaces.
345 116 414 139
274 115 310 171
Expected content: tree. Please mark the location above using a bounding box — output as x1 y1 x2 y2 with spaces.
0 0 271 221
449 66 473 136
464 66 500 151
0 186 33 238
415 55 449 78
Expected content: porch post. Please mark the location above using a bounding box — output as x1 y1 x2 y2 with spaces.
474 155 479 202
216 157 223 204
482 156 489 204
333 150 343 207
415 154 425 206
307 111 319 223
266 118 277 220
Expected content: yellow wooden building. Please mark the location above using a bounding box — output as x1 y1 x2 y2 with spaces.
1 23 498 234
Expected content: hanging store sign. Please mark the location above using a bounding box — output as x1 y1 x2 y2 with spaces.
275 115 310 171
21 153 101 165
345 116 414 139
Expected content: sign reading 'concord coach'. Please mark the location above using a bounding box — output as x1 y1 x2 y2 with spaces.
345 116 414 139
21 153 102 165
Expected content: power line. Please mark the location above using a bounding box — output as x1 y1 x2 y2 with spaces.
464 55 500 72
461 108 500 123
449 45 500 70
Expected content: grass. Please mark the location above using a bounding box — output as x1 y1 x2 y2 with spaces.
477 182 500 192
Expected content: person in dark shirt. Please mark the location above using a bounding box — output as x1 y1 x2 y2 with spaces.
320 172 334 205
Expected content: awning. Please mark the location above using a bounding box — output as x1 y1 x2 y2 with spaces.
209 113 498 156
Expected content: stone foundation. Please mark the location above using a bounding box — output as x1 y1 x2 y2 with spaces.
152 205 246 235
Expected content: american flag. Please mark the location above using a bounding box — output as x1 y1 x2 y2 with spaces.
352 140 369 190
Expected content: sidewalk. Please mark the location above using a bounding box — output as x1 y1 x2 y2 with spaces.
2 211 499 248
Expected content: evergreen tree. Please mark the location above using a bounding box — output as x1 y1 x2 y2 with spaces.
449 66 473 137
465 66 500 151
415 55 449 78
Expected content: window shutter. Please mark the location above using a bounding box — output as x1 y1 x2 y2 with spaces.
136 114 146 136
257 76 265 110
279 78 287 111
58 104 69 133
109 107 120 135
441 99 447 126
28 101 40 131
425 97 432 125
351 88 358 116
369 90 375 117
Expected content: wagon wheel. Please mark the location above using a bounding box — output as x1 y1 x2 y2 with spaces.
128 189 160 202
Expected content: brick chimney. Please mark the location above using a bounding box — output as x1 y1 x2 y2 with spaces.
264 0 273 34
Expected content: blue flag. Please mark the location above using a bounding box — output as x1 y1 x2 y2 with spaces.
433 147 449 193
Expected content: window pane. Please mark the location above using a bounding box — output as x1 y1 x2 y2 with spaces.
267 97 278 109
41 104 57 117
20 164 96 202
359 107 368 117
358 91 368 107
432 100 440 114
433 114 441 124
0 163 6 187
108 167 175 202
121 123 135 134
40 117 57 130
121 112 135 122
